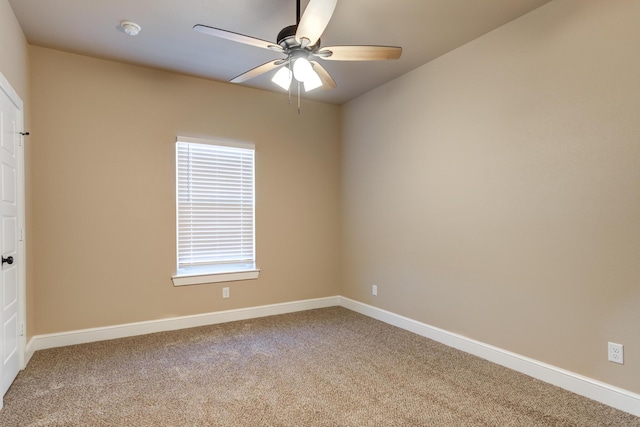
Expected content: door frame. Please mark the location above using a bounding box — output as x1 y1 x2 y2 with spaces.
0 71 27 409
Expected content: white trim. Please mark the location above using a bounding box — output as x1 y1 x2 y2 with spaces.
27 296 340 352
0 72 23 110
339 297 640 417
25 340 35 367
172 269 260 286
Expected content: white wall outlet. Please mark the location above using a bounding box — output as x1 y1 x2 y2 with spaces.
222 287 230 299
608 342 623 364
372 284 378 296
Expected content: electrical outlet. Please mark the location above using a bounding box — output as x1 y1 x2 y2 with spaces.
608 342 623 364
372 284 378 296
222 287 230 299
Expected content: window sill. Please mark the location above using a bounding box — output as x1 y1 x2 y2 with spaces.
172 269 260 286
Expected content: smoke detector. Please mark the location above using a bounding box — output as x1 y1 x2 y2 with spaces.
120 21 141 36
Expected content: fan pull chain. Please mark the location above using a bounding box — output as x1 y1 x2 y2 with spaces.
297 81 301 115
287 60 292 106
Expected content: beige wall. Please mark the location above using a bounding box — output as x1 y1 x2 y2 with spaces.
342 0 640 394
0 0 33 340
0 0 28 99
30 46 341 334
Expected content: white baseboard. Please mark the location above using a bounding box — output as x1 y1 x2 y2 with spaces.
24 295 639 417
339 296 640 417
26 296 340 355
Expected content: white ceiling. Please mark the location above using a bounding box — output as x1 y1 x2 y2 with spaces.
9 0 552 105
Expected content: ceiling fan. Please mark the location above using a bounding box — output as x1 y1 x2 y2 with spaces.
193 0 402 94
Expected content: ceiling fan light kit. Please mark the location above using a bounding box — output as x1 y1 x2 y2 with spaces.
194 0 402 111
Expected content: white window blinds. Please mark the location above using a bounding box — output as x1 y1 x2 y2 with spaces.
176 137 255 275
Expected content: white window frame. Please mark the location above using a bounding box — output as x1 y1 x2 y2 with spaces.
172 136 259 286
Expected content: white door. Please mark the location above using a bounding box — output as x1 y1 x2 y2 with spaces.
0 73 24 399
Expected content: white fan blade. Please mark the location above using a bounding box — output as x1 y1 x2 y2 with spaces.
194 25 283 53
295 0 337 47
231 60 282 83
310 61 336 89
317 45 402 61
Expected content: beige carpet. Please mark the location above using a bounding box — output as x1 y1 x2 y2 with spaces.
1 307 638 426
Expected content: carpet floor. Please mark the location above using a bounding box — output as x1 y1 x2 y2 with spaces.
0 307 638 426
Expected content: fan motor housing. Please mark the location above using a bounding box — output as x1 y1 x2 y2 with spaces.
277 25 319 51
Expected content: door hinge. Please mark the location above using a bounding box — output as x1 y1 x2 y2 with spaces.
20 323 25 336
19 228 24 242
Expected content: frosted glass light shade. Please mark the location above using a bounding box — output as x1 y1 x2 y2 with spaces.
293 57 314 82
304 69 323 92
272 66 292 90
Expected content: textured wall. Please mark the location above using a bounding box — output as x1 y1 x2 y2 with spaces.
341 0 640 393
30 46 341 334
0 0 28 100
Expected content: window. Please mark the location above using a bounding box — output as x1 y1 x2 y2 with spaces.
172 136 259 286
